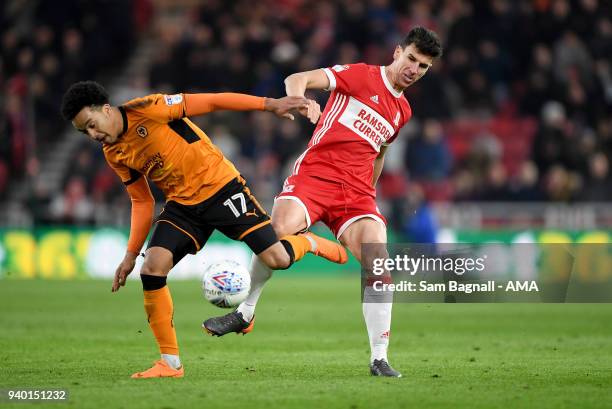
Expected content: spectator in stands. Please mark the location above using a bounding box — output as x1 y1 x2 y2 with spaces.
26 178 53 225
579 152 612 201
49 176 94 225
401 185 438 244
63 145 97 193
405 119 451 181
544 165 581 202
532 101 573 174
520 44 556 116
509 161 545 202
480 160 511 201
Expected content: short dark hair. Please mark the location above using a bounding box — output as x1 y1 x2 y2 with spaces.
61 81 109 121
400 26 443 59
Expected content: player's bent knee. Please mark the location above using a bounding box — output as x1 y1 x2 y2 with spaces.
271 220 297 237
264 253 291 270
271 199 308 235
140 247 174 277
343 240 387 265
258 245 291 270
140 260 170 277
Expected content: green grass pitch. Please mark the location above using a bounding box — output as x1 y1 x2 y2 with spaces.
1 276 611 409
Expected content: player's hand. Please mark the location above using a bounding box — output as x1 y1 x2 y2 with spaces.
112 252 138 292
264 96 309 121
299 99 321 124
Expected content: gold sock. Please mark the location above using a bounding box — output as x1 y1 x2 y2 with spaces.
143 286 179 355
280 235 311 262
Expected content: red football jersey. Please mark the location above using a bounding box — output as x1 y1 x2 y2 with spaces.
291 63 412 197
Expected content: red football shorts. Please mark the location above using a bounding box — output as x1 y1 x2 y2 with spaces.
275 173 386 238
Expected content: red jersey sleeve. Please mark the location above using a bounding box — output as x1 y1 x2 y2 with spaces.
322 63 368 95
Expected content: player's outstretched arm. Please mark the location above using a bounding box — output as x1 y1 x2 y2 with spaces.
183 93 308 121
112 177 155 292
284 69 328 124
262 96 311 121
285 69 330 95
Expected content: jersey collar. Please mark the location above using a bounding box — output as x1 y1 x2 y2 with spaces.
380 66 403 99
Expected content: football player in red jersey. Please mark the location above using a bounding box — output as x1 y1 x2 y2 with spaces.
204 26 442 377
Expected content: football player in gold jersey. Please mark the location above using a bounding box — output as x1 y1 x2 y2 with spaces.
61 81 347 379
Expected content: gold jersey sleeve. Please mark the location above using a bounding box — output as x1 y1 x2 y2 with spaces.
123 93 186 123
103 94 240 204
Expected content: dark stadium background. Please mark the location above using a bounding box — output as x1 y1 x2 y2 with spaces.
2 0 612 230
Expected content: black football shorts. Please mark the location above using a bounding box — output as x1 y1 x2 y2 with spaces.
147 176 278 265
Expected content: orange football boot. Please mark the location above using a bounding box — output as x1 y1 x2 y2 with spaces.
130 360 184 379
304 232 348 264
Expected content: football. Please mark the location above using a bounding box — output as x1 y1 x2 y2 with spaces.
202 260 251 308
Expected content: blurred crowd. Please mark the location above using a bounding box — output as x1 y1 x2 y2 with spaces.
3 0 612 229
0 0 143 201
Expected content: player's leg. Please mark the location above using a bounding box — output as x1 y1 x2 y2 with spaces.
204 176 346 335
132 205 211 379
257 196 310 268
202 181 312 336
204 188 342 335
257 207 347 268
339 217 401 377
235 198 310 324
131 246 183 378
211 176 345 271
249 178 351 309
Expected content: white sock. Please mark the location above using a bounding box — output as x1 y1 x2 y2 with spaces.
161 354 181 369
236 255 273 322
363 300 393 363
304 234 317 252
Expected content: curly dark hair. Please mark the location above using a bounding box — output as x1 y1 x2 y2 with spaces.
61 81 110 121
401 26 443 58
